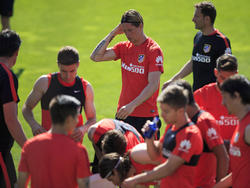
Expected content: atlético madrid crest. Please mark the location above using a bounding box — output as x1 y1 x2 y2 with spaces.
203 44 211 53
138 54 145 63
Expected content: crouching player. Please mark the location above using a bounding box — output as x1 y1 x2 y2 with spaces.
122 85 203 188
99 143 162 188
17 95 91 188
88 119 144 173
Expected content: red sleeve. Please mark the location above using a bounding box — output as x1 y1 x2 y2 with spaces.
173 126 203 162
148 47 164 73
112 42 124 61
197 113 224 150
194 89 205 109
18 143 29 172
77 145 91 178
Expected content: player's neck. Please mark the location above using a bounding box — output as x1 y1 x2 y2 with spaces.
236 105 250 121
50 125 68 135
175 113 189 129
0 58 11 68
133 34 147 46
201 26 215 36
186 103 200 119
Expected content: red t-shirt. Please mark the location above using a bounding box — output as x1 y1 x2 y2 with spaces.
112 38 164 117
18 133 91 188
92 119 144 151
230 112 250 188
159 123 203 188
193 110 224 188
194 83 239 140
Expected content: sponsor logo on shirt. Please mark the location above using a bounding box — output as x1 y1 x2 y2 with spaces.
192 53 211 63
203 44 211 53
155 56 163 66
229 145 241 157
178 139 191 153
225 48 232 54
121 62 145 74
207 128 218 140
138 54 145 63
216 116 239 126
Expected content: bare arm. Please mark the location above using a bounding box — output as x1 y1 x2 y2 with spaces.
22 76 48 136
116 71 161 119
122 154 185 188
78 177 90 188
131 143 161 165
141 121 163 161
213 173 232 188
90 24 124 62
212 144 229 182
17 171 29 188
71 83 96 142
4 102 27 147
162 59 193 90
87 124 103 159
82 83 96 133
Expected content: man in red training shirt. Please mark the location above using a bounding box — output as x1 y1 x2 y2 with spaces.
18 95 91 188
194 54 238 150
214 75 250 188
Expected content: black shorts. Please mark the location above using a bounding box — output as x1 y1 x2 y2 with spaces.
0 151 17 188
0 0 14 17
116 116 161 139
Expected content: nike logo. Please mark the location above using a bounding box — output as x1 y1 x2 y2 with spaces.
74 90 81 93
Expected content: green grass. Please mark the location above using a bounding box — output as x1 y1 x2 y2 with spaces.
11 0 249 176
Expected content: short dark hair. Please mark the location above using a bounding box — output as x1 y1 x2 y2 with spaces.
158 85 188 109
57 46 79 65
195 1 216 24
171 80 195 105
221 75 250 105
101 130 127 155
49 95 80 125
99 153 131 183
216 54 238 72
0 29 21 57
121 9 143 27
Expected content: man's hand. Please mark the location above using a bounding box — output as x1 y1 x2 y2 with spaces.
121 177 137 188
162 79 173 90
31 124 46 136
116 103 136 119
112 24 124 36
70 127 84 142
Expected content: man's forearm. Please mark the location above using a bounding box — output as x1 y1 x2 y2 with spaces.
129 79 159 108
82 117 96 135
22 105 41 130
90 31 116 61
171 59 193 81
7 119 27 147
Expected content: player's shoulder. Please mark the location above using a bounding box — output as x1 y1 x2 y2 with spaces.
187 123 201 134
147 38 162 50
197 110 216 123
195 82 216 94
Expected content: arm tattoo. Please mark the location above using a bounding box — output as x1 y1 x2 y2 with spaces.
93 40 106 55
109 35 115 43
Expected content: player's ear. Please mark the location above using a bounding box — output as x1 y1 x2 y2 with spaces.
214 68 218 77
